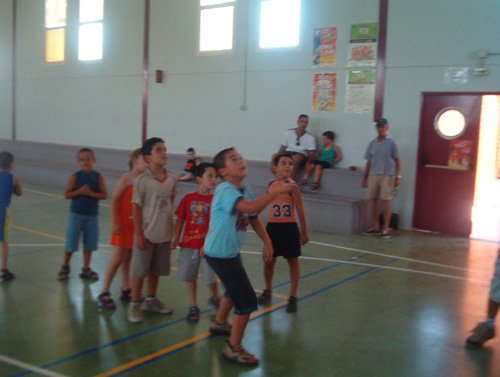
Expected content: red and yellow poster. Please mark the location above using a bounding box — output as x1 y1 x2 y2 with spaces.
448 140 473 170
313 27 337 67
312 73 336 112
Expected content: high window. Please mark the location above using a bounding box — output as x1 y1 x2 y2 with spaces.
45 0 67 63
78 0 104 61
259 0 301 49
199 0 235 53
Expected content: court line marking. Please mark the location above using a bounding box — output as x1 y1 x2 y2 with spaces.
9 254 369 377
23 188 111 208
10 224 65 242
22 186 490 273
0 355 68 377
308 240 479 272
241 250 484 283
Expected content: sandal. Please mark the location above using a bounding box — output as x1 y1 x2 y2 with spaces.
186 306 200 322
97 292 116 309
299 178 308 186
310 182 320 190
120 288 131 302
79 267 99 281
58 265 70 281
0 268 15 281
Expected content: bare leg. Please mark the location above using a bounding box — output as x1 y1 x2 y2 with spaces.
101 246 125 293
130 277 144 302
229 313 251 347
83 250 92 270
370 198 380 231
263 259 277 291
215 296 233 325
0 242 8 270
312 165 323 184
487 299 500 320
187 280 197 307
382 199 392 231
291 155 305 180
207 281 219 298
287 257 299 298
301 163 314 182
120 248 132 291
146 273 159 297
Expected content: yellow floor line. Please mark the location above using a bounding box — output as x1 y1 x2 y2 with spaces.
11 224 65 242
94 300 288 377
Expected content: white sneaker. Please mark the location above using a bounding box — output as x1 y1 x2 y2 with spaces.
127 302 144 323
141 297 173 314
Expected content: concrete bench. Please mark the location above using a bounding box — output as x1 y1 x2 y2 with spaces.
0 139 370 233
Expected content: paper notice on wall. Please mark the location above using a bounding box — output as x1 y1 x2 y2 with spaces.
348 23 377 67
345 69 375 113
313 27 337 67
312 73 336 112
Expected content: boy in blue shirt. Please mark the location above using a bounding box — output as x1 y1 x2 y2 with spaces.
58 148 107 281
0 151 22 281
204 147 295 366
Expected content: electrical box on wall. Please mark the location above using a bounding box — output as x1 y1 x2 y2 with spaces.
155 70 164 83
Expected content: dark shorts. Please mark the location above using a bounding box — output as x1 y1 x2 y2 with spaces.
311 160 332 169
205 254 258 315
266 222 301 259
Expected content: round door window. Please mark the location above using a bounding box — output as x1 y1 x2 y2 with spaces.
434 108 466 139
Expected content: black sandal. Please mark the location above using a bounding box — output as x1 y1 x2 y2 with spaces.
58 265 70 281
186 306 200 322
97 292 116 309
79 267 99 281
120 288 131 301
1 268 15 281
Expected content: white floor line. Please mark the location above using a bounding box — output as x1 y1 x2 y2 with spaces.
308 240 482 273
241 250 485 283
0 354 68 377
24 188 110 208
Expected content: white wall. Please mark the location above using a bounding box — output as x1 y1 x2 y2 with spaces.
3 0 500 229
0 0 13 139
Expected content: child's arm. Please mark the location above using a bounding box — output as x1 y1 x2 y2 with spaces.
235 181 296 215
172 217 185 250
250 217 274 262
333 145 343 164
110 174 129 235
64 174 81 199
85 175 107 200
133 203 146 250
13 175 22 196
292 188 309 245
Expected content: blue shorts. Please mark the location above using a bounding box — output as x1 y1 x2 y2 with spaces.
0 207 9 242
205 254 257 315
65 212 99 252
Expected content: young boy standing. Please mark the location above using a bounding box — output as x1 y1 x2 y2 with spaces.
204 147 295 366
172 162 221 322
127 137 178 324
0 151 22 281
58 148 107 281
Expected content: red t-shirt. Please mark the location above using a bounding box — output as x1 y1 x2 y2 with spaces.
175 191 213 249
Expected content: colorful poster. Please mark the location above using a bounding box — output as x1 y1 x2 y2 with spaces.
313 27 337 67
448 140 473 170
312 73 336 112
345 69 375 113
348 23 377 66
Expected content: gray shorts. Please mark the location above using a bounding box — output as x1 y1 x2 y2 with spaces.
176 248 216 284
490 252 500 303
130 241 171 279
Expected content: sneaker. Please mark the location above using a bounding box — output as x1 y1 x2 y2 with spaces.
286 296 298 313
363 228 381 236
222 341 259 366
381 230 391 239
209 321 232 336
141 297 173 314
257 290 272 305
127 302 144 323
466 322 495 348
